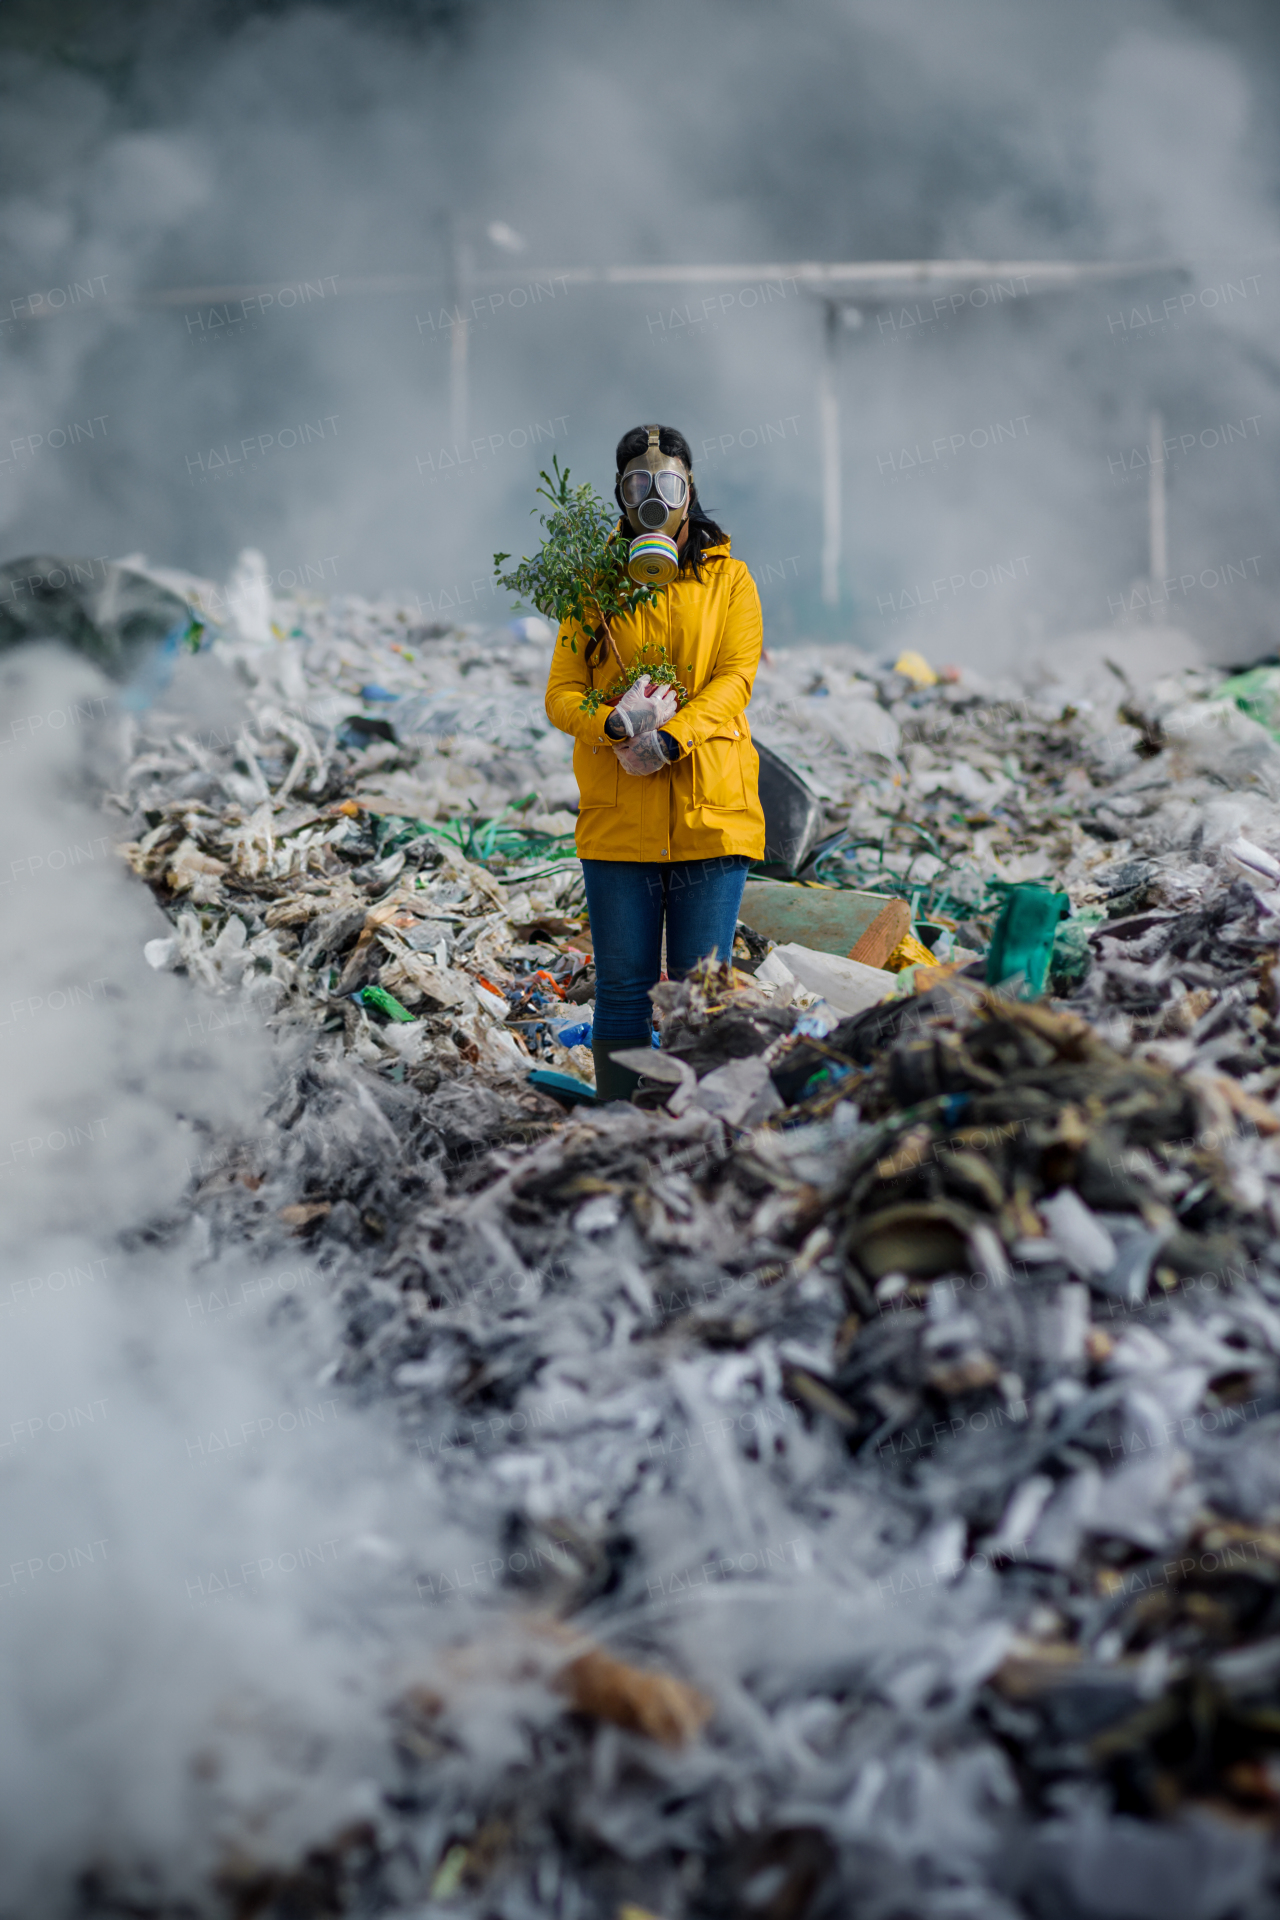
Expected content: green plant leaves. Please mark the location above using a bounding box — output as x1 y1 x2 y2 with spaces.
493 456 660 637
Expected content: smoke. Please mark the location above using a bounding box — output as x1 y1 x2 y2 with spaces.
0 0 1278 663
0 645 484 1911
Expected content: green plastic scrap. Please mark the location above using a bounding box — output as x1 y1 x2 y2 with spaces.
370 806 578 873
430 1844 470 1901
527 1067 597 1108
1047 917 1093 993
1217 664 1280 741
358 984 415 1023
811 824 1004 926
985 883 1071 996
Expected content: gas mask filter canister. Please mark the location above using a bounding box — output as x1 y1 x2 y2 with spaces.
620 426 690 585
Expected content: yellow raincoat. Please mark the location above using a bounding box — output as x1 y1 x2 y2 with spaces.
544 540 766 863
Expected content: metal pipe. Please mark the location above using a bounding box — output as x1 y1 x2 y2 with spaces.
819 301 841 608
1148 408 1167 593
450 238 473 448
450 318 469 449
120 257 1186 309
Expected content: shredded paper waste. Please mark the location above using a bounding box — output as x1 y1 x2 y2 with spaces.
46 547 1280 1913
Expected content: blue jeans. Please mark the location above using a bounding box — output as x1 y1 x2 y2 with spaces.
581 857 751 1043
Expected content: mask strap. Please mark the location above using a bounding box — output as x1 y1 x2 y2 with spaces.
646 425 661 452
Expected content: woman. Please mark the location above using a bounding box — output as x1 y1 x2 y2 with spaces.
544 424 766 1101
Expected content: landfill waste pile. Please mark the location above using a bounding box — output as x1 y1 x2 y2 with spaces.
54 551 1280 1915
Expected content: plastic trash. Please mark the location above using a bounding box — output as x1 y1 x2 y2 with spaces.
0 552 203 704
793 1001 841 1038
883 930 937 972
1038 1188 1117 1278
767 942 895 1016
691 1054 781 1127
1217 663 1280 740
507 615 554 643
336 714 398 750
526 1067 597 1107
1048 916 1093 992
754 741 826 876
355 984 415 1022
550 1018 592 1049
985 884 1071 994
892 648 939 688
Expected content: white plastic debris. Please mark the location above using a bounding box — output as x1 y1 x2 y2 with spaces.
1038 1188 1118 1279
693 1054 782 1127
768 943 896 1016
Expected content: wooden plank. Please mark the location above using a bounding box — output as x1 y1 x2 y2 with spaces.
740 882 910 968
848 899 911 968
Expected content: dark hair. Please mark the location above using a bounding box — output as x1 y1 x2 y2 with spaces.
614 424 729 582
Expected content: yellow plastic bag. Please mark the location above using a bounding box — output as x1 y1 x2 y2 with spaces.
884 930 937 972
893 650 939 688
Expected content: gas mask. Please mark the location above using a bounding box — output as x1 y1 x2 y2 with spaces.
618 426 690 586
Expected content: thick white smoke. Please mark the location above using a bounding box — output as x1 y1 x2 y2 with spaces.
0 646 477 1911
0 0 1277 661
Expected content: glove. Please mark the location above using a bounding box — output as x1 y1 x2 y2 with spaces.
608 677 679 739
613 728 676 776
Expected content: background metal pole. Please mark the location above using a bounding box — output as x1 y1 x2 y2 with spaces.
819 299 841 609
1148 407 1167 595
450 236 472 447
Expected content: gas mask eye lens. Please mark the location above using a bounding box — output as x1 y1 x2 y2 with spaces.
655 471 687 507
619 470 652 507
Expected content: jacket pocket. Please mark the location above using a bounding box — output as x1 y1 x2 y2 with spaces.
692 727 747 811
574 740 619 808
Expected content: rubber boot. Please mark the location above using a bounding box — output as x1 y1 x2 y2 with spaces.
591 1033 650 1104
